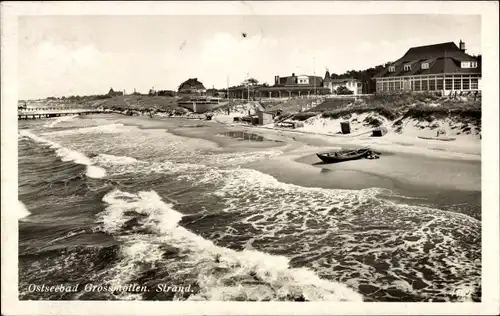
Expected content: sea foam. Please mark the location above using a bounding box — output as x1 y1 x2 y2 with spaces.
99 189 363 301
43 115 78 128
42 123 126 136
17 200 31 220
19 130 106 179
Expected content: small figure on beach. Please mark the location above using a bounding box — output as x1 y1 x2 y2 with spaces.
436 128 446 137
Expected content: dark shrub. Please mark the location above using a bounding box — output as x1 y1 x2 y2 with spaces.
292 112 318 121
363 116 383 127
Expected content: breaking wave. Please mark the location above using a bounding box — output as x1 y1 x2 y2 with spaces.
19 130 106 179
17 200 31 220
97 189 363 301
43 115 78 128
42 123 126 136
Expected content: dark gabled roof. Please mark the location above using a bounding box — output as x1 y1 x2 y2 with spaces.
374 41 481 78
375 57 482 78
397 42 473 62
179 78 206 91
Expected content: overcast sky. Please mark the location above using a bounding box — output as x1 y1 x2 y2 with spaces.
18 15 481 99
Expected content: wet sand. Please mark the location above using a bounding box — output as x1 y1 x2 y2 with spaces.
106 114 481 218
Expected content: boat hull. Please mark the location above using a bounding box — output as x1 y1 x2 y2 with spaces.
316 149 370 163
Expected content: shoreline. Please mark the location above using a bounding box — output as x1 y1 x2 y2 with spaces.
108 114 481 193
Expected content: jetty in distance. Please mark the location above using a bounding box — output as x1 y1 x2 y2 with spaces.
18 108 107 120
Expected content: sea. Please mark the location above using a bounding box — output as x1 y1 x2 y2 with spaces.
17 114 481 302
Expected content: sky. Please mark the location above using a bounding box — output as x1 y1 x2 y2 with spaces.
18 15 481 99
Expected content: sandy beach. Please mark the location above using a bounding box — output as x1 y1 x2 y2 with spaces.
109 114 481 220
18 111 482 303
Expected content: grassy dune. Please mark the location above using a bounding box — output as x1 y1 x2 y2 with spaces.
287 92 482 137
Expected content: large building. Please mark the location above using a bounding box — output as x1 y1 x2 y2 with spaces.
323 70 362 95
260 73 330 98
373 40 481 94
227 73 330 99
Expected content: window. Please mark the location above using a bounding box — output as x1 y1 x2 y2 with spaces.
422 79 428 91
454 78 462 90
388 66 396 72
404 64 412 71
429 79 436 91
395 81 401 90
461 61 478 68
445 78 453 90
471 78 478 90
436 78 443 90
462 78 470 90
383 82 388 91
421 63 429 69
414 80 421 91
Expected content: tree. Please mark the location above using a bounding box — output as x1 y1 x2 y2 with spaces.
335 86 354 95
243 77 259 86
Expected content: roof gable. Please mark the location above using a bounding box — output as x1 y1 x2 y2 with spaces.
179 78 206 91
374 41 481 78
396 41 475 63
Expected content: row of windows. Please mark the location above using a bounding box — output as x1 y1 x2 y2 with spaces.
378 74 479 82
388 60 478 72
377 77 479 91
461 61 478 68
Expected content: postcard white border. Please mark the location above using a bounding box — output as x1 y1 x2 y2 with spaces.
1 1 499 315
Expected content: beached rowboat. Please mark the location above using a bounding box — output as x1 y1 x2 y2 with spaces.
316 148 371 163
417 136 456 141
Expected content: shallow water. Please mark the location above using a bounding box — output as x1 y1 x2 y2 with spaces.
219 131 282 143
18 114 481 302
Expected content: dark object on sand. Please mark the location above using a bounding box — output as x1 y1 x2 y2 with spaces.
372 126 388 137
316 148 371 163
366 151 380 159
340 121 351 134
205 113 214 120
418 136 456 141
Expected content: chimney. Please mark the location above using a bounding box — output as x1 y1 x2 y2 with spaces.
292 73 295 77
459 39 466 52
274 75 280 85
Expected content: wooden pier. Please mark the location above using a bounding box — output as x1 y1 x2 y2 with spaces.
18 108 108 120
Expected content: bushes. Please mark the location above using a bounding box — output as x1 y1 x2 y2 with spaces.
335 86 354 95
292 112 319 121
403 104 481 124
310 99 355 112
363 116 383 127
157 90 177 97
321 105 397 121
